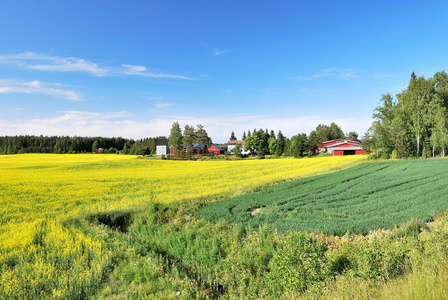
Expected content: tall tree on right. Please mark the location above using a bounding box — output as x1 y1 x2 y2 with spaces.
406 75 434 157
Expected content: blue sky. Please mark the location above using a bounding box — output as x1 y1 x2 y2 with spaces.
1 1 447 142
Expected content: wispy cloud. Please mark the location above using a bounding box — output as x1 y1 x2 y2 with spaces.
0 51 108 76
122 64 195 80
0 79 80 100
316 68 358 79
201 43 230 57
154 102 172 109
290 67 359 81
0 51 196 80
214 49 229 56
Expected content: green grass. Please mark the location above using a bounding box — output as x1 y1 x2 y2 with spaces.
199 159 448 235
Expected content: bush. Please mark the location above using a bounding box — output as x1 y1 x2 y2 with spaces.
391 149 398 159
267 232 328 295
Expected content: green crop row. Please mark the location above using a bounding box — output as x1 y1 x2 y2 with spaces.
199 159 448 235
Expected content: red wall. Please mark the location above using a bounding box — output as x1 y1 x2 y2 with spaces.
208 146 221 154
333 149 365 156
333 143 359 148
333 150 344 156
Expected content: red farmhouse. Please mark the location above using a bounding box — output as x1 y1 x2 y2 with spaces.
319 139 366 156
208 144 224 155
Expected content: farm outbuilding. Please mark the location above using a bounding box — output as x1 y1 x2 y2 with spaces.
156 139 170 156
208 144 224 155
319 139 366 156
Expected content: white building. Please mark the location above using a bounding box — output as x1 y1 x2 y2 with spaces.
156 139 170 156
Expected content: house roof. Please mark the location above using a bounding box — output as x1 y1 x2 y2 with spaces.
155 138 168 146
190 143 205 148
228 140 245 145
321 139 359 145
209 144 224 151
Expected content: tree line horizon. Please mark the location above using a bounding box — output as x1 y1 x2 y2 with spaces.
0 122 352 157
1 70 446 158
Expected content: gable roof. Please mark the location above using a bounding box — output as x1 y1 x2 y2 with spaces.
325 141 360 148
228 140 245 145
209 144 224 151
321 139 359 145
155 138 168 146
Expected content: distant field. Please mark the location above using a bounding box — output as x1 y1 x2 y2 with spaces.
0 154 364 298
199 159 448 235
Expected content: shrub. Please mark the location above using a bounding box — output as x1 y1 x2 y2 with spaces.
267 232 328 296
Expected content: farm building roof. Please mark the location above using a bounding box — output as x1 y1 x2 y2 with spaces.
321 139 359 145
332 147 364 151
155 138 168 146
228 140 245 145
325 141 360 148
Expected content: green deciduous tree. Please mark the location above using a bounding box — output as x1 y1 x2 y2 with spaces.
291 133 308 158
168 121 183 155
92 140 99 152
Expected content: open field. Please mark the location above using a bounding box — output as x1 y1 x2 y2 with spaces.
0 154 365 298
199 159 448 235
3 154 448 299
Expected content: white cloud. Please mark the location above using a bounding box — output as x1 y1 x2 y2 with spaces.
122 64 195 80
214 49 229 56
122 64 147 73
201 43 230 57
0 52 196 79
0 111 372 142
0 51 108 76
154 102 172 109
29 57 108 77
0 79 80 100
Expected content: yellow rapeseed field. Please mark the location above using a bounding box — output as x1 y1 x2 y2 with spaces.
0 153 365 298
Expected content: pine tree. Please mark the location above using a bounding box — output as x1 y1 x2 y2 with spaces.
230 131 237 141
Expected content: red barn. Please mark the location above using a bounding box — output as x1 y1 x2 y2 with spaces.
208 144 224 155
320 139 366 156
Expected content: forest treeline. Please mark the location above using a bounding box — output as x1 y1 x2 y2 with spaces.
168 121 357 158
0 135 165 155
368 71 448 158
